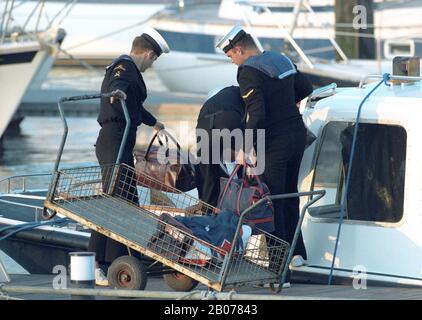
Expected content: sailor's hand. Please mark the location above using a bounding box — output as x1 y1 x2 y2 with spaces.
110 89 127 104
154 121 165 132
247 149 257 166
236 149 256 166
236 149 246 165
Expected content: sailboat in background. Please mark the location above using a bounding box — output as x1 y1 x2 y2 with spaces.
8 0 166 65
0 0 67 144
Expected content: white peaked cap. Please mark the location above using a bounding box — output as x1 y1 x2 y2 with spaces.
141 26 170 56
215 24 246 53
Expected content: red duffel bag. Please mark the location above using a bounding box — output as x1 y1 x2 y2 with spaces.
217 164 275 234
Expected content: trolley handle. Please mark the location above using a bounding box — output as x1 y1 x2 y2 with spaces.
44 91 129 220
238 190 326 222
220 189 326 290
53 91 130 174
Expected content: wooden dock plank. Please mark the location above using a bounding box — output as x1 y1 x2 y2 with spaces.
2 273 422 300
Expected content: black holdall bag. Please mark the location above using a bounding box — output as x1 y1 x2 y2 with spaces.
217 164 275 234
134 130 196 192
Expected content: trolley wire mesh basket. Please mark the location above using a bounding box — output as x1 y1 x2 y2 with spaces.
43 92 325 292
45 163 291 291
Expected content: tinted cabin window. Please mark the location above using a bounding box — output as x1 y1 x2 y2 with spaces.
310 122 406 223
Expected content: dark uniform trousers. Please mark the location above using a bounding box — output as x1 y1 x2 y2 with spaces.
263 125 307 260
88 122 138 265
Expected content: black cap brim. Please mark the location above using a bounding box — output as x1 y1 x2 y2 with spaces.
141 33 163 57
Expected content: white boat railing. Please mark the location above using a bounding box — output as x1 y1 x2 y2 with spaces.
0 0 15 44
359 74 422 88
0 173 52 194
0 198 44 222
300 0 349 63
233 0 421 74
234 0 350 68
235 0 316 69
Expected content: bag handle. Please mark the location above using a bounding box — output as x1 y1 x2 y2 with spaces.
217 164 243 208
218 163 266 212
145 130 195 173
242 163 264 189
236 163 267 215
160 129 195 172
144 131 169 160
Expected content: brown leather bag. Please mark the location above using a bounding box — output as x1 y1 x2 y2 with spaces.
133 131 196 192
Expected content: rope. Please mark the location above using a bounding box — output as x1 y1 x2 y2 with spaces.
0 221 39 234
0 218 70 242
201 290 217 300
328 73 391 285
176 290 201 300
226 289 236 300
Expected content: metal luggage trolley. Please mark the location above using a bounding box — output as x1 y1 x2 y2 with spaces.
43 92 325 293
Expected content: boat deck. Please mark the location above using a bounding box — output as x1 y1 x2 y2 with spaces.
2 273 422 300
0 191 46 222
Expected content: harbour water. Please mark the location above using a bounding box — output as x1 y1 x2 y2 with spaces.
1 57 203 172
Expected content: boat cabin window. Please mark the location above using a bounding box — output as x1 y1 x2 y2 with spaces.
309 122 406 223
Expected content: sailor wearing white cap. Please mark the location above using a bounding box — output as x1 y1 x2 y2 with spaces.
216 24 248 54
216 25 314 286
89 27 170 285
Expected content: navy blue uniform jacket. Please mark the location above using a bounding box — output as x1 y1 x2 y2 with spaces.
97 55 156 128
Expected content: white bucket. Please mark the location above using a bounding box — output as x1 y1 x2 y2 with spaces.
69 252 95 282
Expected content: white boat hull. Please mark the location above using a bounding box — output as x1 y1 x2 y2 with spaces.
11 2 164 62
153 49 398 93
0 29 62 140
153 51 238 94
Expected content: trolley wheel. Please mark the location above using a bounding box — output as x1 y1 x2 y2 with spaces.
163 272 198 292
269 282 281 294
42 207 57 220
107 256 147 290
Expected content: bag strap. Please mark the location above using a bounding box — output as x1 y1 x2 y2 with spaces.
217 164 242 208
144 131 169 159
242 163 265 194
219 162 266 210
236 179 244 215
161 129 196 173
146 130 196 174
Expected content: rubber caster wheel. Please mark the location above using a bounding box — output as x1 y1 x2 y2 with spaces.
269 282 281 293
108 256 147 290
164 272 198 292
